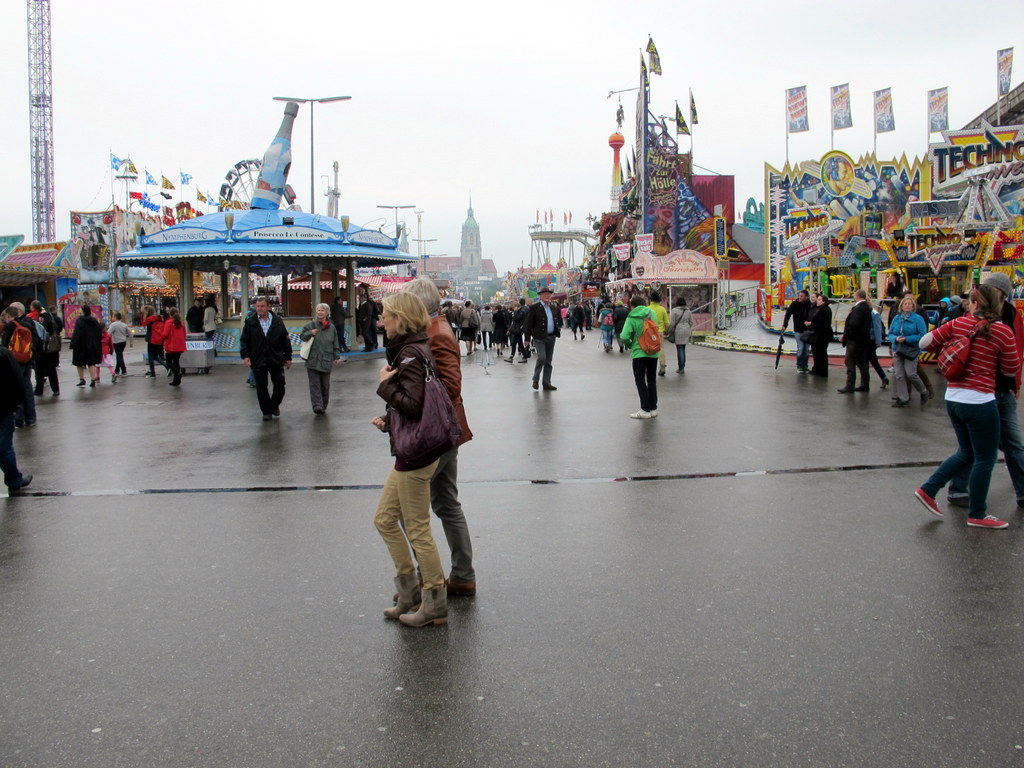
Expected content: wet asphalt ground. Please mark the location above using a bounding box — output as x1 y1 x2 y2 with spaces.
2 337 1023 767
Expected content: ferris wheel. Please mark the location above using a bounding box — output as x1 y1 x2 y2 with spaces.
218 158 262 210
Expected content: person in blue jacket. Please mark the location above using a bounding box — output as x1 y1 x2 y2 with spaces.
887 295 929 407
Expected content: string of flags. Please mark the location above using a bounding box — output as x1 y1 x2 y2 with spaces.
109 153 218 210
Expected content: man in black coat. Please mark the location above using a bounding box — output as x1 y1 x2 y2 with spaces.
240 297 292 421
186 298 205 333
523 285 561 390
838 289 872 394
0 345 31 491
356 291 380 352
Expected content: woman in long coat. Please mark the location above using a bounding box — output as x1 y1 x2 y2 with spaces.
668 296 694 373
808 294 833 378
70 305 103 387
299 302 342 414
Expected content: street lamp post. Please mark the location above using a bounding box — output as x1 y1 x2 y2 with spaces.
377 204 416 240
273 95 351 215
412 237 437 275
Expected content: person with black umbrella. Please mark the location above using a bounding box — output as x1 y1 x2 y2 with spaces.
781 290 812 373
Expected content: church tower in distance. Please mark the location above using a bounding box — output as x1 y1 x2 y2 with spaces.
460 196 482 277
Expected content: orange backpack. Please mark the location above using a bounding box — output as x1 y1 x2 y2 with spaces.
637 312 662 355
7 323 33 364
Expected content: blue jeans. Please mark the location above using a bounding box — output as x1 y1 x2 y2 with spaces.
948 391 1024 501
0 413 25 488
601 326 614 348
675 344 687 371
922 399 1001 519
795 335 809 369
15 366 35 425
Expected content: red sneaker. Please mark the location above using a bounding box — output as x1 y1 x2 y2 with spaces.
914 488 943 518
966 515 1009 529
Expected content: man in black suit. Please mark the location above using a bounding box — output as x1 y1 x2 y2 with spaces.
838 289 872 394
523 285 561 390
357 291 380 352
240 297 293 420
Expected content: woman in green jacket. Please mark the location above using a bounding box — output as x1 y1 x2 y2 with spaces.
300 303 343 414
619 294 661 419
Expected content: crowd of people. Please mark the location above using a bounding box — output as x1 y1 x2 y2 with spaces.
780 274 1024 530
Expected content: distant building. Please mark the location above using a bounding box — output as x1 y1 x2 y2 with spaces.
419 198 497 282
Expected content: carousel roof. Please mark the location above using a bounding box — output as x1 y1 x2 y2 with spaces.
116 209 415 271
0 237 78 287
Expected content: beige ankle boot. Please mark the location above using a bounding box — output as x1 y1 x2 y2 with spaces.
383 573 420 620
399 586 448 627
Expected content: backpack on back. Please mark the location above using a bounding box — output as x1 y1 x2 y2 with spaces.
601 312 614 327
638 312 662 355
8 323 33 365
937 319 986 382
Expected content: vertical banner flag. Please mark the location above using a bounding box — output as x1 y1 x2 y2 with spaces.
786 86 809 133
646 37 661 76
145 171 157 186
998 48 1014 96
675 102 690 136
713 217 728 258
830 83 852 130
110 154 124 170
928 87 948 133
689 89 698 125
161 175 176 190
873 88 895 133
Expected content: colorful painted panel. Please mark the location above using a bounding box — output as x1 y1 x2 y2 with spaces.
765 152 930 291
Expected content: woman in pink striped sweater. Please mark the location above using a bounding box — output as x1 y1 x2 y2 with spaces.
913 284 1021 528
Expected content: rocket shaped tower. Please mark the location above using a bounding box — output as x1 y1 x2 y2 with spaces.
250 101 299 210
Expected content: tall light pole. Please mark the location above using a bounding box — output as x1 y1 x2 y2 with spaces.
273 95 351 215
377 204 416 240
412 237 437 275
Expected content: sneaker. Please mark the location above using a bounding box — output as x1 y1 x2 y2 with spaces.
914 488 943 518
966 515 1009 529
629 410 652 419
648 409 658 417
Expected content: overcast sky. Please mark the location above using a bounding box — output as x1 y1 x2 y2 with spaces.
0 0 1017 275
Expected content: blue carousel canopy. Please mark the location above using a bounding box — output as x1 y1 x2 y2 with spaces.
117 209 415 270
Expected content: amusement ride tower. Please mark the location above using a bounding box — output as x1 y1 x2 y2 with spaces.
26 0 55 242
608 130 625 212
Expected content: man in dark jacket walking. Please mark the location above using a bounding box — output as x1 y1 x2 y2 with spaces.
838 289 873 394
523 285 561 390
240 297 292 421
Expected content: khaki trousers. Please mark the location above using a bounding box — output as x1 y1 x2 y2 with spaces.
374 461 443 589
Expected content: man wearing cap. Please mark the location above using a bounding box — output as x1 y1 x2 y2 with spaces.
948 272 1024 507
523 285 561 390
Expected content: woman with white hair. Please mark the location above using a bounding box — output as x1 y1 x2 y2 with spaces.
299 303 342 414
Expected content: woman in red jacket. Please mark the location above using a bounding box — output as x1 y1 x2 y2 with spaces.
162 308 186 387
141 305 167 378
914 284 1021 528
